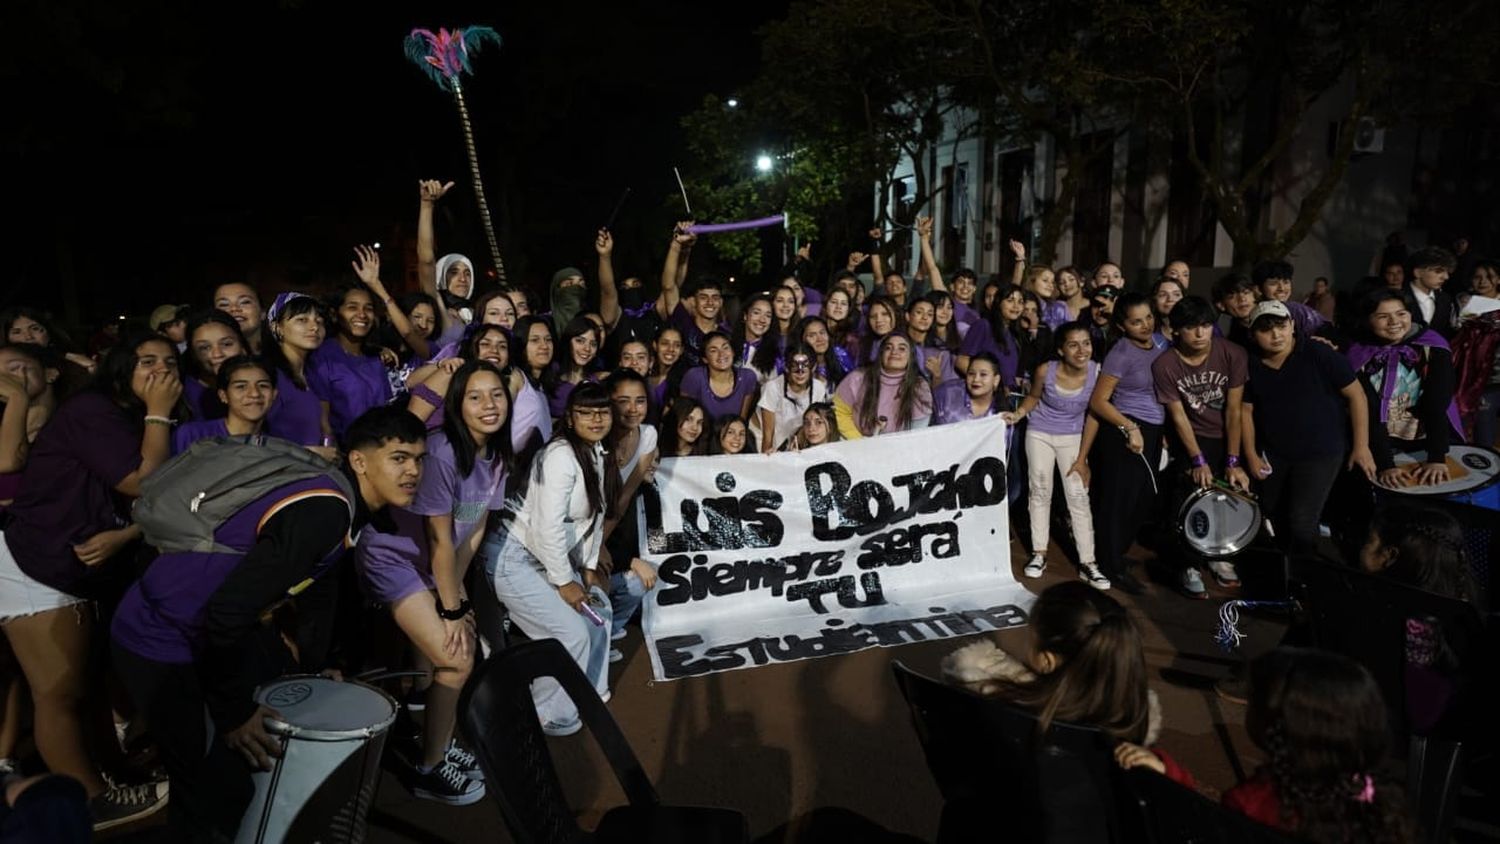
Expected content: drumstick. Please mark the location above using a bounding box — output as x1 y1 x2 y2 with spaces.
673 167 693 215
604 186 631 230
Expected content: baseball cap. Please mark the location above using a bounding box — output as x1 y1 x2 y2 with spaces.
149 304 187 331
1249 300 1290 325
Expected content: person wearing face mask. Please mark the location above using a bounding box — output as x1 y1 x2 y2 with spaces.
212 282 265 354
1347 290 1462 488
171 356 277 454
183 310 250 422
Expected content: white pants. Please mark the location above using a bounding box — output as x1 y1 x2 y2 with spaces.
1025 429 1096 564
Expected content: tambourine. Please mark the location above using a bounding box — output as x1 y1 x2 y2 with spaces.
1177 481 1262 557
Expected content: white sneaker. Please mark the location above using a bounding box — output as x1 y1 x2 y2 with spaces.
608 647 623 663
1023 553 1047 578
1207 560 1241 588
1078 562 1111 591
1181 568 1207 599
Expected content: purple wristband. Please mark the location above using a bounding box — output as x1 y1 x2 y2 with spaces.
1190 453 1208 468
410 383 442 408
1225 454 1241 469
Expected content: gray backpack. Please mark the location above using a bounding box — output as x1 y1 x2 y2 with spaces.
134 436 353 554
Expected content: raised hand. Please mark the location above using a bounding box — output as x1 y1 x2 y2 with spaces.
351 245 382 288
1008 238 1027 261
419 180 455 203
846 251 868 270
673 221 697 246
595 228 614 256
141 370 183 417
0 373 27 404
796 242 812 261
916 216 934 241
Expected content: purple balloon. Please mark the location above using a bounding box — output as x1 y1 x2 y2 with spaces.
685 214 786 235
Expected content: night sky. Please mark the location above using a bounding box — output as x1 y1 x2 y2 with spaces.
7 0 788 324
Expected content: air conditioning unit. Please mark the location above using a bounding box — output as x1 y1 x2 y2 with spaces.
1351 117 1384 155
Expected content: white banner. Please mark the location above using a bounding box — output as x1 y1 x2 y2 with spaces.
638 414 1033 681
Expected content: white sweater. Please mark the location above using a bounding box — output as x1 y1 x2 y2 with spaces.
509 439 608 586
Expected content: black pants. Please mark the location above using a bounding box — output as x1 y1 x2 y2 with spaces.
113 644 255 843
1089 417 1164 578
1256 453 1344 555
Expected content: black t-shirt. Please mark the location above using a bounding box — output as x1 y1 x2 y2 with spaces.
1244 340 1356 461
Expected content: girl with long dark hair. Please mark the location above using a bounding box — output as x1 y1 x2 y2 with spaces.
789 316 851 388
306 282 395 440
857 295 904 364
678 332 758 421
549 316 602 418
182 310 248 420
658 396 709 457
833 333 932 438
481 382 620 734
731 292 782 383
755 344 830 452
261 293 334 454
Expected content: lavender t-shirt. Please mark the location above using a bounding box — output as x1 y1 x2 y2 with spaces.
1101 334 1169 425
679 366 759 420
356 430 508 604
266 377 324 446
306 340 394 439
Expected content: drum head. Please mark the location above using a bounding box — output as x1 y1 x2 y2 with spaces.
1179 487 1260 557
1389 446 1500 497
256 676 395 740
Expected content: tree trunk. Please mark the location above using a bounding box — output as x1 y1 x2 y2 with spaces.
450 79 507 285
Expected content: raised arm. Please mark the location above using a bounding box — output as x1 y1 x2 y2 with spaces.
657 222 695 320
114 372 182 497
868 227 886 286
1008 238 1027 286
596 229 621 329
417 180 454 300
354 245 429 360
917 217 946 292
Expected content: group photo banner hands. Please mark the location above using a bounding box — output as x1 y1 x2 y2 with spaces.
636 414 1034 681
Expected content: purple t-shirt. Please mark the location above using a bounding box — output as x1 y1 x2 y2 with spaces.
305 340 394 439
679 366 759 420
1101 334 1169 425
112 476 348 663
932 380 999 426
1151 341 1249 441
182 378 225 421
266 376 324 446
4 391 141 595
172 419 229 455
1027 361 1100 436
356 431 508 604
958 320 1021 388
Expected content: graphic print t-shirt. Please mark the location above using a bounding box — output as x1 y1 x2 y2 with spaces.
1151 341 1248 441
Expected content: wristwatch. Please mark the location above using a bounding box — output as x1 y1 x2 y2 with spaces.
436 597 472 620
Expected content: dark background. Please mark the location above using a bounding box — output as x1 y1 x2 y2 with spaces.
4 0 789 325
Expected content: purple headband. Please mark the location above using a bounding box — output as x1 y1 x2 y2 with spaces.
267 291 317 324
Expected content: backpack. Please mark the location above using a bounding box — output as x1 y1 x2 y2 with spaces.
134 436 354 554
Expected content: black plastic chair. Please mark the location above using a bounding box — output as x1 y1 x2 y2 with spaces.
457 637 747 844
891 660 1127 844
1118 767 1301 844
1289 556 1483 844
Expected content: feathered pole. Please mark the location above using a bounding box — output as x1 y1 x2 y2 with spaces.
404 26 508 285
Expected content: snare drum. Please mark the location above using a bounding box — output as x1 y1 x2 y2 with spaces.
1177 483 1262 557
236 676 397 844
1388 445 1500 512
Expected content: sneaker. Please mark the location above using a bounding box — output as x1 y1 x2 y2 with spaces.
1207 560 1241 588
610 628 628 642
1078 562 1111 591
542 718 582 737
91 781 169 831
445 740 484 781
1110 569 1148 596
0 758 16 777
1023 553 1047 578
609 646 624 663
408 760 485 806
1181 568 1208 599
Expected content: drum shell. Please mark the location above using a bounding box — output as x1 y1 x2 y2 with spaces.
1176 484 1262 558
236 677 396 844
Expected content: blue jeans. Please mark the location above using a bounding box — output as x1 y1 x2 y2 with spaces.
608 570 648 639
482 530 612 727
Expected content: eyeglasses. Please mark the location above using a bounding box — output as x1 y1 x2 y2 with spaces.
572 408 611 420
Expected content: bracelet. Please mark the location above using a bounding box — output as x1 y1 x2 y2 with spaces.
1190 453 1208 468
1226 454 1242 469
435 597 471 621
1118 424 1138 435
144 415 174 427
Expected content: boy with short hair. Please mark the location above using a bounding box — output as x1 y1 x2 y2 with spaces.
1405 246 1459 338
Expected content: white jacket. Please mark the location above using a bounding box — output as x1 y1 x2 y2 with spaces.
508 439 608 586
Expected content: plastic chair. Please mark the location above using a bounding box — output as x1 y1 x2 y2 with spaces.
1289 556 1483 844
457 638 748 844
1117 767 1301 844
891 660 1127 844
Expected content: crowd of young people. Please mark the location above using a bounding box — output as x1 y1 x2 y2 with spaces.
0 172 1492 840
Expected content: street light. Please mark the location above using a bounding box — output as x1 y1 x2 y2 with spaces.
726 98 739 108
755 154 773 173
